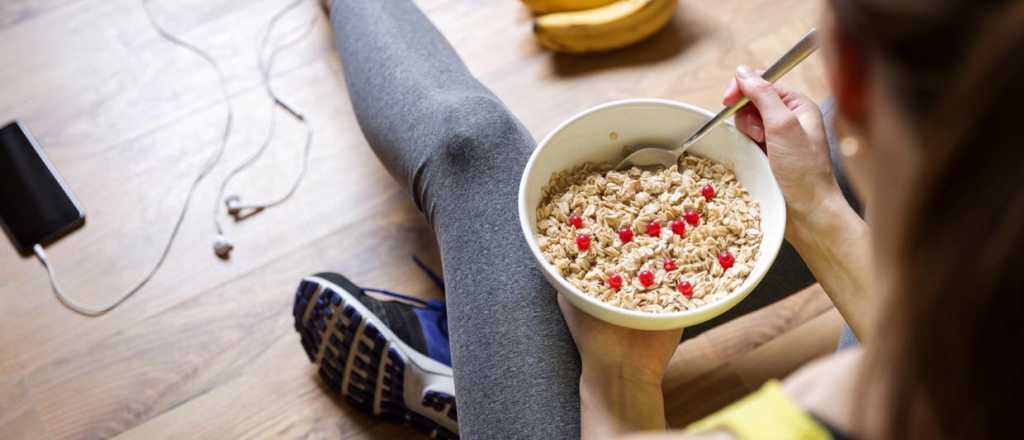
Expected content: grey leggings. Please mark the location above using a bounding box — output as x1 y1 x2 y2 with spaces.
329 1 843 437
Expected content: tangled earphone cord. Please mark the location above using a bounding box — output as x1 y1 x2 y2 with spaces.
214 0 317 237
34 0 314 316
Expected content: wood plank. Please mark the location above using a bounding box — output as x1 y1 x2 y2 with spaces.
0 57 382 378
0 377 54 439
663 284 839 429
731 308 843 389
0 0 329 159
663 284 835 392
0 0 78 32
680 309 842 428
20 196 438 439
433 0 828 141
114 335 421 439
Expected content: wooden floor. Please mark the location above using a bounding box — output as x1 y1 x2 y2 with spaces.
0 0 835 438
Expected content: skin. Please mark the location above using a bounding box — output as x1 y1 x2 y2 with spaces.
560 6 926 439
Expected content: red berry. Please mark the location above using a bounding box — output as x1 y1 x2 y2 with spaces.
618 227 634 243
663 259 677 271
684 210 700 226
701 184 716 201
576 234 591 251
671 219 686 236
568 214 583 229
677 280 694 298
638 270 654 287
608 273 623 289
718 251 735 269
646 222 661 237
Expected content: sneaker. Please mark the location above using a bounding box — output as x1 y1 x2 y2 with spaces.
293 265 458 439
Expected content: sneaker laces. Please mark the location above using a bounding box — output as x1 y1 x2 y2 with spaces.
361 256 448 337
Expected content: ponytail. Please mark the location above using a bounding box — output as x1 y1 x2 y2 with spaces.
868 3 1024 439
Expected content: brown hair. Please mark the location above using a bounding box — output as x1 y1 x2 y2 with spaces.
833 0 1024 438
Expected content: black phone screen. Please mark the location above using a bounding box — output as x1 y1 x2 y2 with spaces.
0 121 84 254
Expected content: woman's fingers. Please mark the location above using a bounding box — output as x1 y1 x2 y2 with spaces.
734 65 800 136
784 90 824 123
721 69 766 106
774 87 828 147
723 67 770 147
735 105 765 144
719 65 839 226
722 78 740 105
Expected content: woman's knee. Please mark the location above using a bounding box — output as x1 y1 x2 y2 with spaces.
435 94 533 169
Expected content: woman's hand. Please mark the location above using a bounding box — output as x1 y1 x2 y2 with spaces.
559 296 682 439
559 296 681 383
723 65 843 227
724 65 875 339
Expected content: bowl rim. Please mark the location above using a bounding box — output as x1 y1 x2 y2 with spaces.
517 97 786 323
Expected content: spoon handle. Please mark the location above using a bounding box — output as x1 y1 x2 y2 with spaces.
680 28 819 150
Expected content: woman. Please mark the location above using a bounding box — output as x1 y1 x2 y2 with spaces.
566 0 1024 438
303 0 1022 438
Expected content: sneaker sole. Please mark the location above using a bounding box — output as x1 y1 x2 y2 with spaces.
294 275 459 439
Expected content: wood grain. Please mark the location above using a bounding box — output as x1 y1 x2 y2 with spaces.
0 0 831 438
663 285 841 427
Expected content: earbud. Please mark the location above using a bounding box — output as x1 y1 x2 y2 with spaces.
213 234 234 259
224 195 243 217
210 8 314 263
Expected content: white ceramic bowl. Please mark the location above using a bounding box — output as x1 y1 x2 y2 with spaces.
518 99 786 330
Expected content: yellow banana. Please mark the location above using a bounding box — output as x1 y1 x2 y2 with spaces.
532 0 677 54
520 0 619 14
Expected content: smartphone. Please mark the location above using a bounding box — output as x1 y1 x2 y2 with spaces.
0 121 85 255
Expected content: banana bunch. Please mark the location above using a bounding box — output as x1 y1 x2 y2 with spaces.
524 0 678 54
521 0 619 14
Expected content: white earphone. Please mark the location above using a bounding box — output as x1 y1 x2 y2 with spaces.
34 0 318 315
211 194 266 259
210 4 316 260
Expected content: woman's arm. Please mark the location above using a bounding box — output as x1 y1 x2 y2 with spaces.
785 189 873 339
580 365 667 438
615 349 867 440
725 65 874 339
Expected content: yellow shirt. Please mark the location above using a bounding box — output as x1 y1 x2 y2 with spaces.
686 380 832 440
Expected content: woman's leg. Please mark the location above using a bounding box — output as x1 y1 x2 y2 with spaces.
327 0 858 436
329 1 580 438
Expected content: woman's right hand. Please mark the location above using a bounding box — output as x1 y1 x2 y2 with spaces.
722 65 842 227
724 66 876 339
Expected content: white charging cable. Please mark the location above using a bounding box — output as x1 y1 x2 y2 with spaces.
213 0 317 258
34 0 315 315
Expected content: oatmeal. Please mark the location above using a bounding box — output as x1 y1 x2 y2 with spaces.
535 153 762 313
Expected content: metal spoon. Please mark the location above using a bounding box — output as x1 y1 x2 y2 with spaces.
615 28 819 170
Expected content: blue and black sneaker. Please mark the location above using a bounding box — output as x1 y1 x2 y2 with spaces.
292 258 458 439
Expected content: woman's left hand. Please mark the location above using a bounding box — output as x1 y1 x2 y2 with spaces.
559 295 682 383
559 295 682 438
